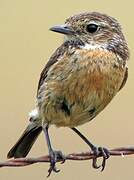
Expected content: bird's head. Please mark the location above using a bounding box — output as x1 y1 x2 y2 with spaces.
50 12 129 60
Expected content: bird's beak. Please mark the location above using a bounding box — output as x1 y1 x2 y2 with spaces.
49 24 74 35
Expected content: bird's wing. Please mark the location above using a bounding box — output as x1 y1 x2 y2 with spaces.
118 67 128 91
37 40 84 96
37 43 68 95
37 41 76 97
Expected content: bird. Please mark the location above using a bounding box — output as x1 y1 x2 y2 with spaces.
7 12 129 176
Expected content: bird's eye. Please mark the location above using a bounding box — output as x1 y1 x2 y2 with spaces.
86 24 99 33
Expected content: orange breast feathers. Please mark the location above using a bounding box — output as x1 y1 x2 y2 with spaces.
40 48 126 127
64 48 125 95
44 48 126 107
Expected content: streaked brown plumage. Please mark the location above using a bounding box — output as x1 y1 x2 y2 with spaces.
7 12 129 176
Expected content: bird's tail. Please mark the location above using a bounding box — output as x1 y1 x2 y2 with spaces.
7 119 42 159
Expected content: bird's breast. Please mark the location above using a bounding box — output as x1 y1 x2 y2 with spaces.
39 48 126 127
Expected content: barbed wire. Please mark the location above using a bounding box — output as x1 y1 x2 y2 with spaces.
0 147 134 168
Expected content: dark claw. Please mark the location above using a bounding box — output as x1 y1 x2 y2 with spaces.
91 146 110 171
47 150 65 177
47 165 60 178
92 157 101 169
99 147 110 171
61 158 66 164
101 157 106 172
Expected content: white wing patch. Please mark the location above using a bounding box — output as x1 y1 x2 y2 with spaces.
29 108 39 119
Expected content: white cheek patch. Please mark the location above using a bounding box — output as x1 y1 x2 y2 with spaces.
29 108 39 119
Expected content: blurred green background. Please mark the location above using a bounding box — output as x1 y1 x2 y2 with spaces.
0 0 134 179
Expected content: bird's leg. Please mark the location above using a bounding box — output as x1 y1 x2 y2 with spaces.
71 127 110 171
43 124 65 177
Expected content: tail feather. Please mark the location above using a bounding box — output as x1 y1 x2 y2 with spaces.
7 123 42 158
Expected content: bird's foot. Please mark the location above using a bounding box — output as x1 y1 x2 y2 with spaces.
91 146 110 171
47 150 65 177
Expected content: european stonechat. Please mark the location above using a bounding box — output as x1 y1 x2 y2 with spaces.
7 12 129 176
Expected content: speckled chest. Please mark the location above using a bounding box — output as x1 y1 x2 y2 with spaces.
38 48 126 127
